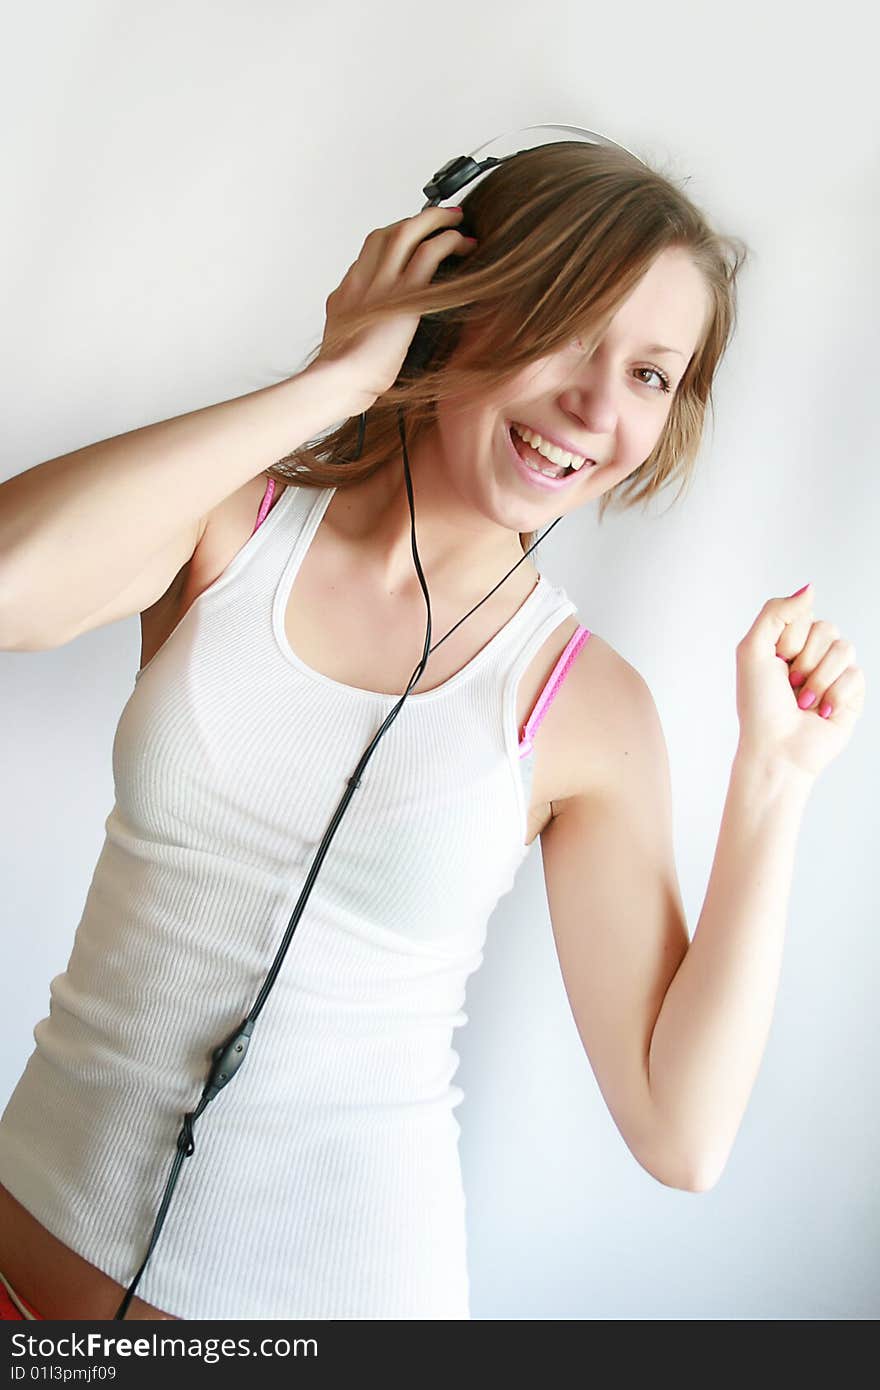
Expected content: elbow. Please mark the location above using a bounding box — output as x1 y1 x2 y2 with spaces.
673 1152 726 1193
636 1139 724 1193
680 1167 722 1194
0 565 33 650
653 1161 722 1193
628 1104 728 1192
0 567 64 652
649 1166 716 1193
683 1141 731 1192
0 566 15 650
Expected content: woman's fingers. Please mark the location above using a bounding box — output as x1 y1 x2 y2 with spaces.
352 206 466 289
787 637 857 715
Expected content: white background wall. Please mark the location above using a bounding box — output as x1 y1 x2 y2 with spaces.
1 0 877 1320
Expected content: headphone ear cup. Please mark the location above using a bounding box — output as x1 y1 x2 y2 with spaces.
405 319 440 376
400 232 470 381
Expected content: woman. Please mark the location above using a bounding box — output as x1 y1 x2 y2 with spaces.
0 141 863 1320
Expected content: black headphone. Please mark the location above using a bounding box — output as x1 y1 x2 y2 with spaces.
113 121 639 1320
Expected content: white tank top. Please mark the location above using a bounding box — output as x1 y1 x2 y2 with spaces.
0 481 589 1320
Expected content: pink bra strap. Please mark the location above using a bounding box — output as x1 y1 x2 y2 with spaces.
519 625 591 759
250 476 277 536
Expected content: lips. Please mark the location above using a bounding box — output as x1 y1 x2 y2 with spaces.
505 423 591 492
511 428 570 477
511 421 596 467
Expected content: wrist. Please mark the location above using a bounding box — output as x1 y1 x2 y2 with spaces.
301 357 377 420
733 742 816 803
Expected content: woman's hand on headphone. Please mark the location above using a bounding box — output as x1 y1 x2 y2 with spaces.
312 206 477 413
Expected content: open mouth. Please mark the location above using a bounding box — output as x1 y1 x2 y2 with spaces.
506 422 595 489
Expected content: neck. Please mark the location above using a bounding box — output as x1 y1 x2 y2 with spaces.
326 431 535 603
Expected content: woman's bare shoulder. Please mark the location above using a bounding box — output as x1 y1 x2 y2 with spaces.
549 628 648 805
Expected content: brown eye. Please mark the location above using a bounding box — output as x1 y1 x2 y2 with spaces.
635 366 672 393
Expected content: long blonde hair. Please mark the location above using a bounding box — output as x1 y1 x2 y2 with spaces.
267 140 749 554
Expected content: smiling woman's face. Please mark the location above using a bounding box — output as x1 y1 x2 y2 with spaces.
431 245 713 533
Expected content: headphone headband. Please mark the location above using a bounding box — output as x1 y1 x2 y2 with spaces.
421 121 644 206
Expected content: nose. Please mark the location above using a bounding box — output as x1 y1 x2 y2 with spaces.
561 381 617 441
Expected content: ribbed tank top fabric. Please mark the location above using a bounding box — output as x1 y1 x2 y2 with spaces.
0 481 583 1321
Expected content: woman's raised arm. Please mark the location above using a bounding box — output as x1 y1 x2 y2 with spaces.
0 359 364 652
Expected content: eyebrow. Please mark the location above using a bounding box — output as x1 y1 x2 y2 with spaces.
644 343 685 358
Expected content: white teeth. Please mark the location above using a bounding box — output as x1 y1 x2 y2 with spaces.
512 423 592 472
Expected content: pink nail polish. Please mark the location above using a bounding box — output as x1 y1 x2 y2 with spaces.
789 669 806 687
798 689 816 709
819 702 832 719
